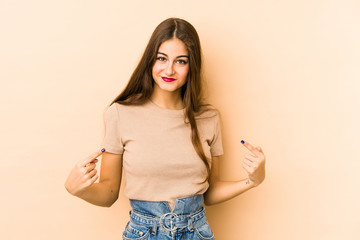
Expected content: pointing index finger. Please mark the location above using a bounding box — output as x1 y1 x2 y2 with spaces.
80 148 106 167
241 140 261 157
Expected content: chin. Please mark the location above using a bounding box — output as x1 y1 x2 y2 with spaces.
156 82 181 92
160 86 180 93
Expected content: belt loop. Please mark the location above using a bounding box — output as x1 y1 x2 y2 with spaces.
187 217 194 232
152 218 158 235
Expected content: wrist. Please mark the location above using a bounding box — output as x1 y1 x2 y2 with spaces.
246 178 257 188
74 187 88 198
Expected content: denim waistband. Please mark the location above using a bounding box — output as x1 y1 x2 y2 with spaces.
130 194 204 216
129 195 206 234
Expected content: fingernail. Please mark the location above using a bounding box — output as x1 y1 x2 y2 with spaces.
241 140 245 144
101 148 106 152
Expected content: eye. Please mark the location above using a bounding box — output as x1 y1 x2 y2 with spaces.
176 59 188 65
156 56 167 62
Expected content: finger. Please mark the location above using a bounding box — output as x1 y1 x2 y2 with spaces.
80 167 87 174
84 163 97 172
242 162 254 174
80 149 105 167
256 146 264 153
244 153 258 162
243 159 256 168
241 140 261 157
83 172 98 187
85 159 98 168
91 174 99 183
87 173 99 186
87 169 97 178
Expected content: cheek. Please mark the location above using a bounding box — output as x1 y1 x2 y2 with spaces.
179 66 189 79
152 63 163 76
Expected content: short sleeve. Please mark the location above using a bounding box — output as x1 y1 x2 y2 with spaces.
210 113 224 157
101 103 124 154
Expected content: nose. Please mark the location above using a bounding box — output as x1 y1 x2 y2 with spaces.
165 61 175 76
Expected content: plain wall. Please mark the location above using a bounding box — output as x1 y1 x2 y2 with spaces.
1 0 359 239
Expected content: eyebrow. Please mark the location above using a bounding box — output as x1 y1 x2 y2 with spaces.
157 52 189 58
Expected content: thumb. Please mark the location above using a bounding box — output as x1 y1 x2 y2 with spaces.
85 158 99 167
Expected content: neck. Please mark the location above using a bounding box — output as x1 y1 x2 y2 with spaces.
150 88 184 110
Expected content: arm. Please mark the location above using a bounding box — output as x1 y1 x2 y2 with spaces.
65 151 123 208
204 156 255 205
204 141 266 206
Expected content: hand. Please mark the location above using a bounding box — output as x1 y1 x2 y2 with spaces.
241 140 266 187
64 149 105 196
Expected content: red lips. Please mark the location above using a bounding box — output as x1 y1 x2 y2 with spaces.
161 77 176 82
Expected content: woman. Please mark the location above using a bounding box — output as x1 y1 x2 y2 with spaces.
65 18 266 240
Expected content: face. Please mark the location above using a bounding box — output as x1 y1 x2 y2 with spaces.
152 38 189 95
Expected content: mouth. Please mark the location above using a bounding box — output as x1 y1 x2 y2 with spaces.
161 77 176 82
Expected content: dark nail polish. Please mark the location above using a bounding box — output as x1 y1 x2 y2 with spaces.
101 148 106 152
241 140 245 144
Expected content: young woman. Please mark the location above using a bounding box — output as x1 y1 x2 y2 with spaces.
65 18 266 240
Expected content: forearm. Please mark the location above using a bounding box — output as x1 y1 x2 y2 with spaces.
74 181 118 207
204 178 255 206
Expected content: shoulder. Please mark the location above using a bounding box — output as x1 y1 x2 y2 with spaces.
195 104 221 120
195 105 222 138
106 102 142 112
104 101 152 120
104 102 129 118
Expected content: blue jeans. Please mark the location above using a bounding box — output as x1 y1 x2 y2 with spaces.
122 194 215 240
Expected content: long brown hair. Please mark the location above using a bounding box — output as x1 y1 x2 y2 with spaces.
109 18 212 182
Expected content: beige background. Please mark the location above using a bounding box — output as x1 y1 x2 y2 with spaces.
1 0 359 239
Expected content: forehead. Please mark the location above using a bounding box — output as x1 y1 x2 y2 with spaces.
158 38 188 56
